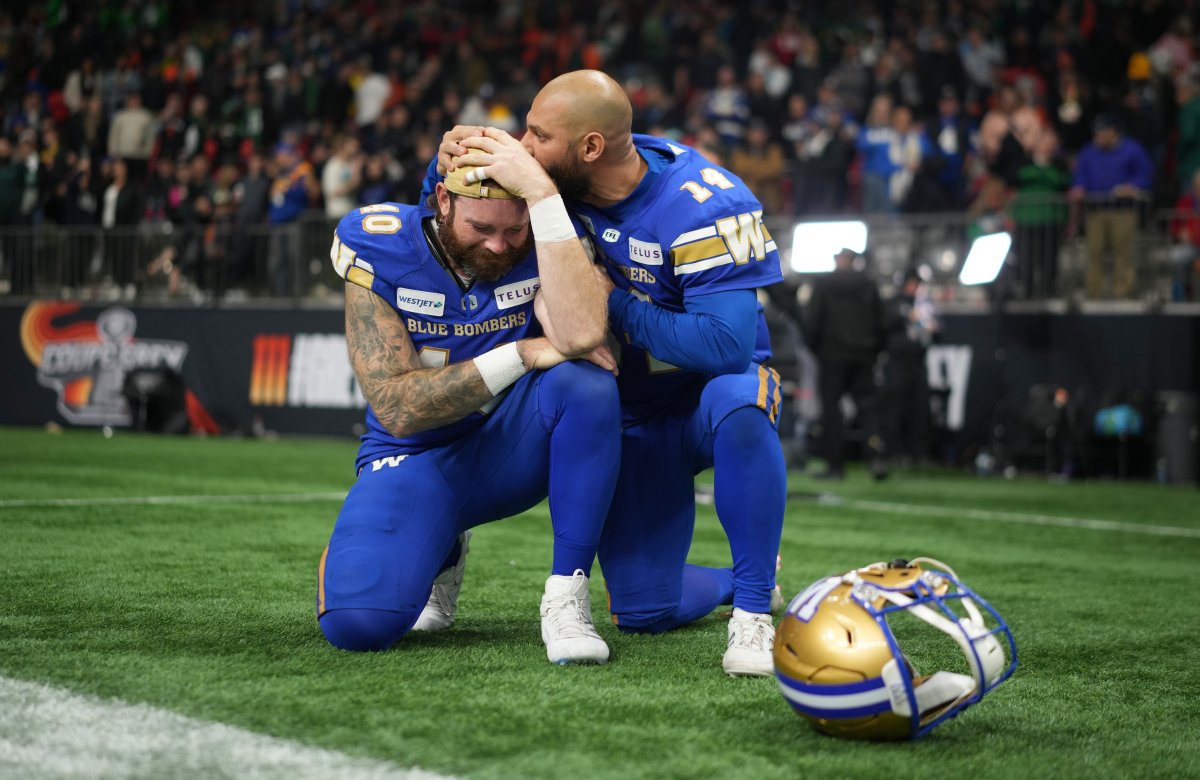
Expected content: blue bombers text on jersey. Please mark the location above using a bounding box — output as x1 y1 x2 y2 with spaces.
331 203 543 468
571 135 784 417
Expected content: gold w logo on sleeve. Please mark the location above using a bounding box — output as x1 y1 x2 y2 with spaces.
670 212 778 276
715 211 771 265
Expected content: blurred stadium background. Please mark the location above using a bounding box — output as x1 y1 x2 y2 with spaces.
1 2 1199 778
1 0 1198 480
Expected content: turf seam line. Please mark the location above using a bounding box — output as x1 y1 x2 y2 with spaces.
0 492 347 509
5 491 1196 538
815 495 1200 538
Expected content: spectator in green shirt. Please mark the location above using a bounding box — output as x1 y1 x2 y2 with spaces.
1176 78 1200 196
1013 129 1071 299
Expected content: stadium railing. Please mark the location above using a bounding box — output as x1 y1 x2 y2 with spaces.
0 202 1196 307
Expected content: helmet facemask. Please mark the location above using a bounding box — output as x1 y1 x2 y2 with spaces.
775 558 1017 740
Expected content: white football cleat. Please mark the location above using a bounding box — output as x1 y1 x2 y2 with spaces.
540 569 610 665
723 607 775 677
412 531 471 632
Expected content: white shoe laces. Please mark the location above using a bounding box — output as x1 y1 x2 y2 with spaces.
729 612 774 652
543 571 597 639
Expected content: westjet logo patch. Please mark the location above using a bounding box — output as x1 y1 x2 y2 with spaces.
628 237 663 266
395 287 446 316
494 277 541 309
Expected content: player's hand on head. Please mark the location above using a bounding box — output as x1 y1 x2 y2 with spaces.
437 126 485 176
457 129 556 203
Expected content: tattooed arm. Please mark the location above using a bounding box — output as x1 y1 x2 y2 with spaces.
345 282 573 437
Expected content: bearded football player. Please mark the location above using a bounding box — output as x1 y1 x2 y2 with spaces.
317 128 620 665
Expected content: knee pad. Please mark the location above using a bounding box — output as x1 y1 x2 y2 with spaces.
319 607 416 651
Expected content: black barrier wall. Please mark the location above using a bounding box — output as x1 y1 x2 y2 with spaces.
2 301 1198 465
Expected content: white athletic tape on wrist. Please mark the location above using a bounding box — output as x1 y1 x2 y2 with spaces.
473 342 527 396
529 194 576 242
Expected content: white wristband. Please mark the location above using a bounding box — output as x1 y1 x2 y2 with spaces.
473 342 527 396
529 194 576 243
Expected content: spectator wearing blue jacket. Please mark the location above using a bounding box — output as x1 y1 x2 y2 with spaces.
886 105 933 211
1070 114 1153 299
704 66 750 149
268 142 317 225
858 94 898 213
929 87 972 207
267 142 318 294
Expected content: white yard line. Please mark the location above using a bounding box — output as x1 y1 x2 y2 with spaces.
0 676 455 780
5 490 1196 539
0 492 346 509
814 494 1200 539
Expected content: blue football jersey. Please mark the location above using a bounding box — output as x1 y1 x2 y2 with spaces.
570 135 784 417
330 203 543 465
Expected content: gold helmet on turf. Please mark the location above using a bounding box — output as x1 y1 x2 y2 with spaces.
443 156 518 200
773 558 1016 740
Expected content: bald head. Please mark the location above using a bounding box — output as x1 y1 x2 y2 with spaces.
535 70 633 156
524 70 645 206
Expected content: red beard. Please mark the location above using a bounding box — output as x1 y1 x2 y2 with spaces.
437 201 534 283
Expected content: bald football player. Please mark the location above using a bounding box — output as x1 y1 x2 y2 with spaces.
318 127 621 665
430 70 787 676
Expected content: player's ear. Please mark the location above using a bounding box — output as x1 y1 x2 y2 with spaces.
435 182 451 220
580 131 605 163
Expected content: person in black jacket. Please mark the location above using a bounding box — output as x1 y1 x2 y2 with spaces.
100 158 143 294
804 248 887 480
882 270 940 466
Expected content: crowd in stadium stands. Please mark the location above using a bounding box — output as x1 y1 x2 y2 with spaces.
0 1 1198 298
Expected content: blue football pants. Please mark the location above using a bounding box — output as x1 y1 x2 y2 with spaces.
319 361 620 651
600 364 786 632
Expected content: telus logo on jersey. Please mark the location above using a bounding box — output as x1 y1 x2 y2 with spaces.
395 287 446 316
628 237 663 266
493 277 540 309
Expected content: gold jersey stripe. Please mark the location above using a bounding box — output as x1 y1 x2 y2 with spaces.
605 583 618 626
346 266 375 290
757 365 770 416
756 365 783 423
317 545 329 616
670 235 729 267
769 367 782 423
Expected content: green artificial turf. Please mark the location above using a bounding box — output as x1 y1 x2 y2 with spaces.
1 426 1198 779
